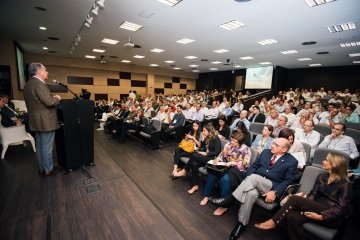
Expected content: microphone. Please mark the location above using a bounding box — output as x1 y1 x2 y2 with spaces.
52 79 68 87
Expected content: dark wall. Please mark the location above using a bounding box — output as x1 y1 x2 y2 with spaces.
286 65 360 91
197 69 246 92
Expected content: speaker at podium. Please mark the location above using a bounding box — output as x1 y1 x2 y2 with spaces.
55 99 94 172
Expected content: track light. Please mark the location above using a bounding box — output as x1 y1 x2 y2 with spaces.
91 5 99 15
74 41 79 46
69 51 73 54
70 46 75 51
96 0 105 8
86 15 93 24
76 34 81 42
84 22 91 27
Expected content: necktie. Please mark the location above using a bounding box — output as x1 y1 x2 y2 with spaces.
269 155 276 167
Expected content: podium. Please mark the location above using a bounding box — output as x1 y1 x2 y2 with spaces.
55 99 94 172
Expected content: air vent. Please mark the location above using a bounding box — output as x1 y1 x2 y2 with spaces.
47 37 59 41
317 52 329 54
302 41 317 45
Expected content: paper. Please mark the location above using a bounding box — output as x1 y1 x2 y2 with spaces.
207 160 227 166
291 152 306 167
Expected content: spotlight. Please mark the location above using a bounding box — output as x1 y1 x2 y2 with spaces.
86 15 93 24
74 41 79 46
76 34 81 42
84 22 91 27
69 51 73 54
96 0 105 8
91 5 99 15
70 46 75 51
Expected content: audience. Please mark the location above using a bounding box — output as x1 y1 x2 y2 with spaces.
264 109 279 128
251 125 275 154
273 116 289 137
294 120 321 158
230 110 250 130
215 116 230 140
248 106 265 123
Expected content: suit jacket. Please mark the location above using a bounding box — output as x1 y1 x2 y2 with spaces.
23 77 60 132
0 105 16 127
246 149 298 198
200 136 221 158
248 113 265 123
119 110 130 119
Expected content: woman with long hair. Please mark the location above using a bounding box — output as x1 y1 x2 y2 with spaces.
251 125 275 154
236 121 251 147
216 115 230 140
171 120 202 178
278 128 307 169
200 132 251 216
176 124 221 194
255 153 353 240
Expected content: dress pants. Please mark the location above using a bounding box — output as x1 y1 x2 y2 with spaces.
120 122 136 142
173 148 193 168
203 173 231 198
35 131 56 172
160 124 176 141
272 195 342 240
185 153 213 186
232 174 273 225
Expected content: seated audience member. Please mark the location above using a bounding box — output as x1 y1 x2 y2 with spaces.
340 105 359 123
308 109 319 124
315 87 327 98
220 101 232 117
175 124 221 194
264 109 279 128
306 92 316 102
118 109 144 143
160 106 185 143
318 123 359 160
318 105 328 119
255 153 353 240
191 104 205 122
295 120 321 158
274 99 285 114
291 112 310 130
109 105 131 135
216 116 230 140
232 99 244 114
248 101 260 112
296 99 305 111
230 110 250 130
209 138 298 240
328 94 342 104
152 106 167 122
0 94 24 128
263 105 273 118
236 121 252 147
200 132 251 216
279 105 297 127
319 108 340 127
248 106 265 123
171 120 202 178
230 91 237 106
296 101 311 117
279 128 307 169
183 103 194 120
219 98 227 111
200 102 208 115
324 90 334 99
319 103 335 119
273 116 289 137
204 101 220 125
251 125 275 154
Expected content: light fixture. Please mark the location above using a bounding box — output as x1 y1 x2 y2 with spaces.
189 65 198 67
101 38 119 45
233 65 241 68
192 70 200 72
185 56 197 59
75 34 81 42
91 5 99 16
149 64 159 67
39 26 46 30
281 50 298 54
85 55 96 59
213 49 229 53
209 68 218 70
165 60 175 63
134 55 145 58
211 61 222 64
69 51 73 54
119 21 143 31
218 20 246 30
259 62 272 65
258 39 278 45
156 0 182 7
240 56 253 60
309 63 322 66
298 58 312 61
327 22 356 33
173 67 181 70
86 15 93 24
304 0 335 7
43 47 48 50
176 38 195 44
121 60 131 63
96 0 106 8
353 61 360 63
348 53 360 57
92 49 106 53
340 42 360 47
150 48 165 53
84 22 91 28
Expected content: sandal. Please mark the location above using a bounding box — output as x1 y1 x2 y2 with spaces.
213 207 228 216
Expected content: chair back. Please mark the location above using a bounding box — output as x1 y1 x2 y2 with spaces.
344 128 360 147
11 100 27 112
249 148 259 165
228 127 233 140
150 111 157 118
320 98 329 106
152 119 162 131
319 134 324 144
313 124 331 137
344 122 360 131
301 142 311 163
142 117 150 126
312 147 351 168
220 139 229 150
249 122 264 135
298 166 327 194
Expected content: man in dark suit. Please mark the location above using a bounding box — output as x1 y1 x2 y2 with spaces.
209 138 298 240
23 63 62 177
0 94 22 127
248 105 265 123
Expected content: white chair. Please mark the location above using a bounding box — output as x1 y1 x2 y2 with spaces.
11 100 27 112
0 125 36 159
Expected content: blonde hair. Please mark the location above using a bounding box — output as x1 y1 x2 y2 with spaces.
203 124 217 146
327 153 350 183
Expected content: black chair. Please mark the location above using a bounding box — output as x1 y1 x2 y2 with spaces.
314 125 332 137
312 148 351 168
139 119 162 150
344 122 360 131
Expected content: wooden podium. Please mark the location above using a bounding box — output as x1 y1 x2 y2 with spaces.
55 99 94 172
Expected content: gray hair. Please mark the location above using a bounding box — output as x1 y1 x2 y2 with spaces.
28 63 43 77
280 115 288 123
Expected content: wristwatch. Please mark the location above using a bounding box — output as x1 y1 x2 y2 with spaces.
272 190 278 197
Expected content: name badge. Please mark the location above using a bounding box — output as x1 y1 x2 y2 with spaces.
173 119 177 123
301 139 307 143
327 145 334 149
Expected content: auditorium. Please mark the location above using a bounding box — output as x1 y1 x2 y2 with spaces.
0 0 359 239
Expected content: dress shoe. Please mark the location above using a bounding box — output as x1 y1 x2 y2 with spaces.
229 222 246 240
39 169 44 175
119 141 125 144
208 194 235 208
44 167 62 177
108 135 115 140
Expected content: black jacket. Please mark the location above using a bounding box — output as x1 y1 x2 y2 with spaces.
0 106 16 127
248 113 265 123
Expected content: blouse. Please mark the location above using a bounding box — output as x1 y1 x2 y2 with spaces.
216 125 230 139
308 174 353 223
344 112 359 123
251 135 274 150
217 143 252 172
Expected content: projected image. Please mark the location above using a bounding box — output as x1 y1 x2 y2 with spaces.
16 46 26 89
245 66 273 89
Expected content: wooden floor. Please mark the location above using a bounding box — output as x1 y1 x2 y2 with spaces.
0 124 359 240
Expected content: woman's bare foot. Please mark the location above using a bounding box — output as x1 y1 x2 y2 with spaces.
174 169 186 177
112 130 116 133
213 207 228 216
254 219 276 230
200 197 209 206
187 186 198 195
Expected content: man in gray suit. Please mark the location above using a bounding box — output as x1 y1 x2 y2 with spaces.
23 63 62 177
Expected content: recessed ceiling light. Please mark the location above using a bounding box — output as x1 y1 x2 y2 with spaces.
176 38 195 44
233 65 242 68
189 65 198 67
185 56 197 59
134 55 145 58
165 60 175 63
281 50 298 54
121 60 131 63
353 61 360 63
302 41 317 45
259 62 272 65
149 64 159 67
340 42 360 47
298 58 312 61
240 56 253 60
85 55 96 59
192 70 200 72
348 53 360 57
43 47 48 50
156 0 182 7
218 20 246 30
317 52 329 54
258 39 278 45
119 21 143 31
211 61 222 64
101 38 119 45
39 27 46 30
173 67 181 70
92 49 106 53
213 49 229 53
327 22 356 33
209 68 218 70
304 0 335 7
150 48 165 53
309 63 322 66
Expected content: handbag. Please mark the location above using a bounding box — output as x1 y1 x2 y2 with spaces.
204 163 228 177
144 124 157 135
179 139 195 153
